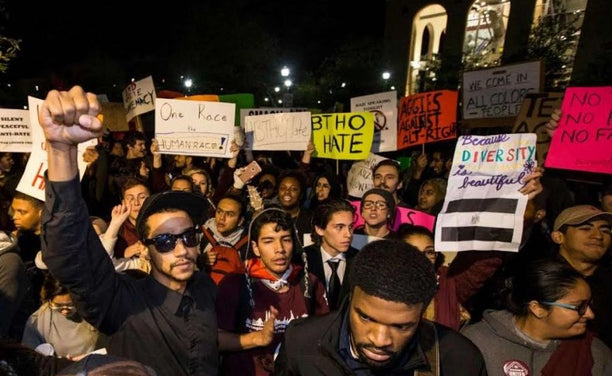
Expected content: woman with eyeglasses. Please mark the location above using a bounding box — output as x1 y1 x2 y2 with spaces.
21 274 105 360
353 188 396 239
462 258 611 376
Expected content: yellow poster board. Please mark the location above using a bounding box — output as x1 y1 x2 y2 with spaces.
312 112 374 160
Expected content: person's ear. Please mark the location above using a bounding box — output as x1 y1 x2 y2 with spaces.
251 241 261 257
551 230 564 245
314 225 325 237
528 301 548 319
238 217 245 227
534 209 546 223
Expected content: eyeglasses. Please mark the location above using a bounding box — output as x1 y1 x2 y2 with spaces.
362 200 388 210
49 302 76 314
540 298 592 316
143 228 201 253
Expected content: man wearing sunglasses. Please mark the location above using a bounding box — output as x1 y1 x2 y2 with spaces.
38 86 218 375
551 205 612 348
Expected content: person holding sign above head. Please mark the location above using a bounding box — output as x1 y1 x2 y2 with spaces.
353 188 397 239
37 86 219 375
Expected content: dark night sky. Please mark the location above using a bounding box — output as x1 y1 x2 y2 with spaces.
3 0 386 101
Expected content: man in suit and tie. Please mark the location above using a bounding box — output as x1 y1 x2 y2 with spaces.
303 199 358 310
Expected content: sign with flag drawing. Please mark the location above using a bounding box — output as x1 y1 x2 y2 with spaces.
435 133 537 253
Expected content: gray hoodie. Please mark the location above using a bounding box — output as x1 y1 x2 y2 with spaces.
462 309 612 376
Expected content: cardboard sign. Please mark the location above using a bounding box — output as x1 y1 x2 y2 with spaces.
0 109 31 152
350 201 436 232
346 153 389 198
239 107 308 127
463 61 542 126
435 133 536 253
397 90 458 149
512 92 563 166
244 112 311 150
16 97 95 201
154 98 235 158
122 76 156 122
350 91 398 152
545 86 612 174
312 112 374 160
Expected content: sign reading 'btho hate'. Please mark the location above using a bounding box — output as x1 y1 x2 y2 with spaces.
311 112 374 160
397 90 458 149
463 61 541 120
435 133 536 253
545 86 612 175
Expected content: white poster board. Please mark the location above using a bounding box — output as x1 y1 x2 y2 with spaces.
346 153 389 198
16 97 95 201
244 112 311 150
350 91 398 152
0 109 31 152
154 98 235 158
122 76 156 122
435 133 537 253
239 107 308 127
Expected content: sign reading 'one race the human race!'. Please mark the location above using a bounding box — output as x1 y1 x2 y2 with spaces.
435 133 536 253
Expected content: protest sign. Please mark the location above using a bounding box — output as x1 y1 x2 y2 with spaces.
463 61 542 127
0 109 30 152
350 201 436 232
435 133 536 253
16 97 95 201
244 112 311 150
346 153 389 198
154 98 235 158
312 112 374 160
545 86 612 174
512 92 563 166
239 107 309 127
397 90 458 149
350 91 397 152
122 76 156 122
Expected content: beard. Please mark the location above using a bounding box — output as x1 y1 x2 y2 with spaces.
354 343 401 371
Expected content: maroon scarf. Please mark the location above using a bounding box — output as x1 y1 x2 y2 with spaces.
541 330 594 376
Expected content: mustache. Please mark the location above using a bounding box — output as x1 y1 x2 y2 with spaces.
170 257 196 268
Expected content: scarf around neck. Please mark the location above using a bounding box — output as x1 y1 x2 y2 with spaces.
247 258 302 291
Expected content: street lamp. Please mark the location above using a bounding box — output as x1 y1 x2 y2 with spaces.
281 66 290 77
382 71 391 80
284 79 292 88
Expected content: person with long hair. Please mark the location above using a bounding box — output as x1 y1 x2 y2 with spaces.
462 258 611 376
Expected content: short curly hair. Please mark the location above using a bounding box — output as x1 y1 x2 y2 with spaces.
349 239 436 307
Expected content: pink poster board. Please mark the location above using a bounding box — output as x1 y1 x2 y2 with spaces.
350 201 436 232
545 86 612 174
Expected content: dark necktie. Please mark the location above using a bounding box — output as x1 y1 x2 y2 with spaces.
327 259 341 310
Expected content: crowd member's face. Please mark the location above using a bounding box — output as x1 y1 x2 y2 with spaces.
361 193 389 227
171 178 192 192
259 174 277 199
174 155 187 169
538 279 594 340
315 177 331 201
215 198 244 236
429 152 445 175
555 219 611 265
110 142 124 157
145 211 198 292
373 166 401 195
127 140 146 158
403 234 436 264
11 198 41 232
417 183 440 212
349 286 422 371
316 211 354 257
251 223 293 278
49 293 78 319
0 153 15 173
191 173 209 196
278 177 301 210
124 185 150 224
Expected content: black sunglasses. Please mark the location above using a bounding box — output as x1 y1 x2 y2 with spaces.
143 228 201 253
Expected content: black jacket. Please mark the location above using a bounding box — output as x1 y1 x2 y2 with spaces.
303 244 358 310
273 301 487 376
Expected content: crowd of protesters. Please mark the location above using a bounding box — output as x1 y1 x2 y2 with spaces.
0 86 610 375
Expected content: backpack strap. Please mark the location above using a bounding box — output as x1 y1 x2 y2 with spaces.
415 321 439 376
201 227 219 247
